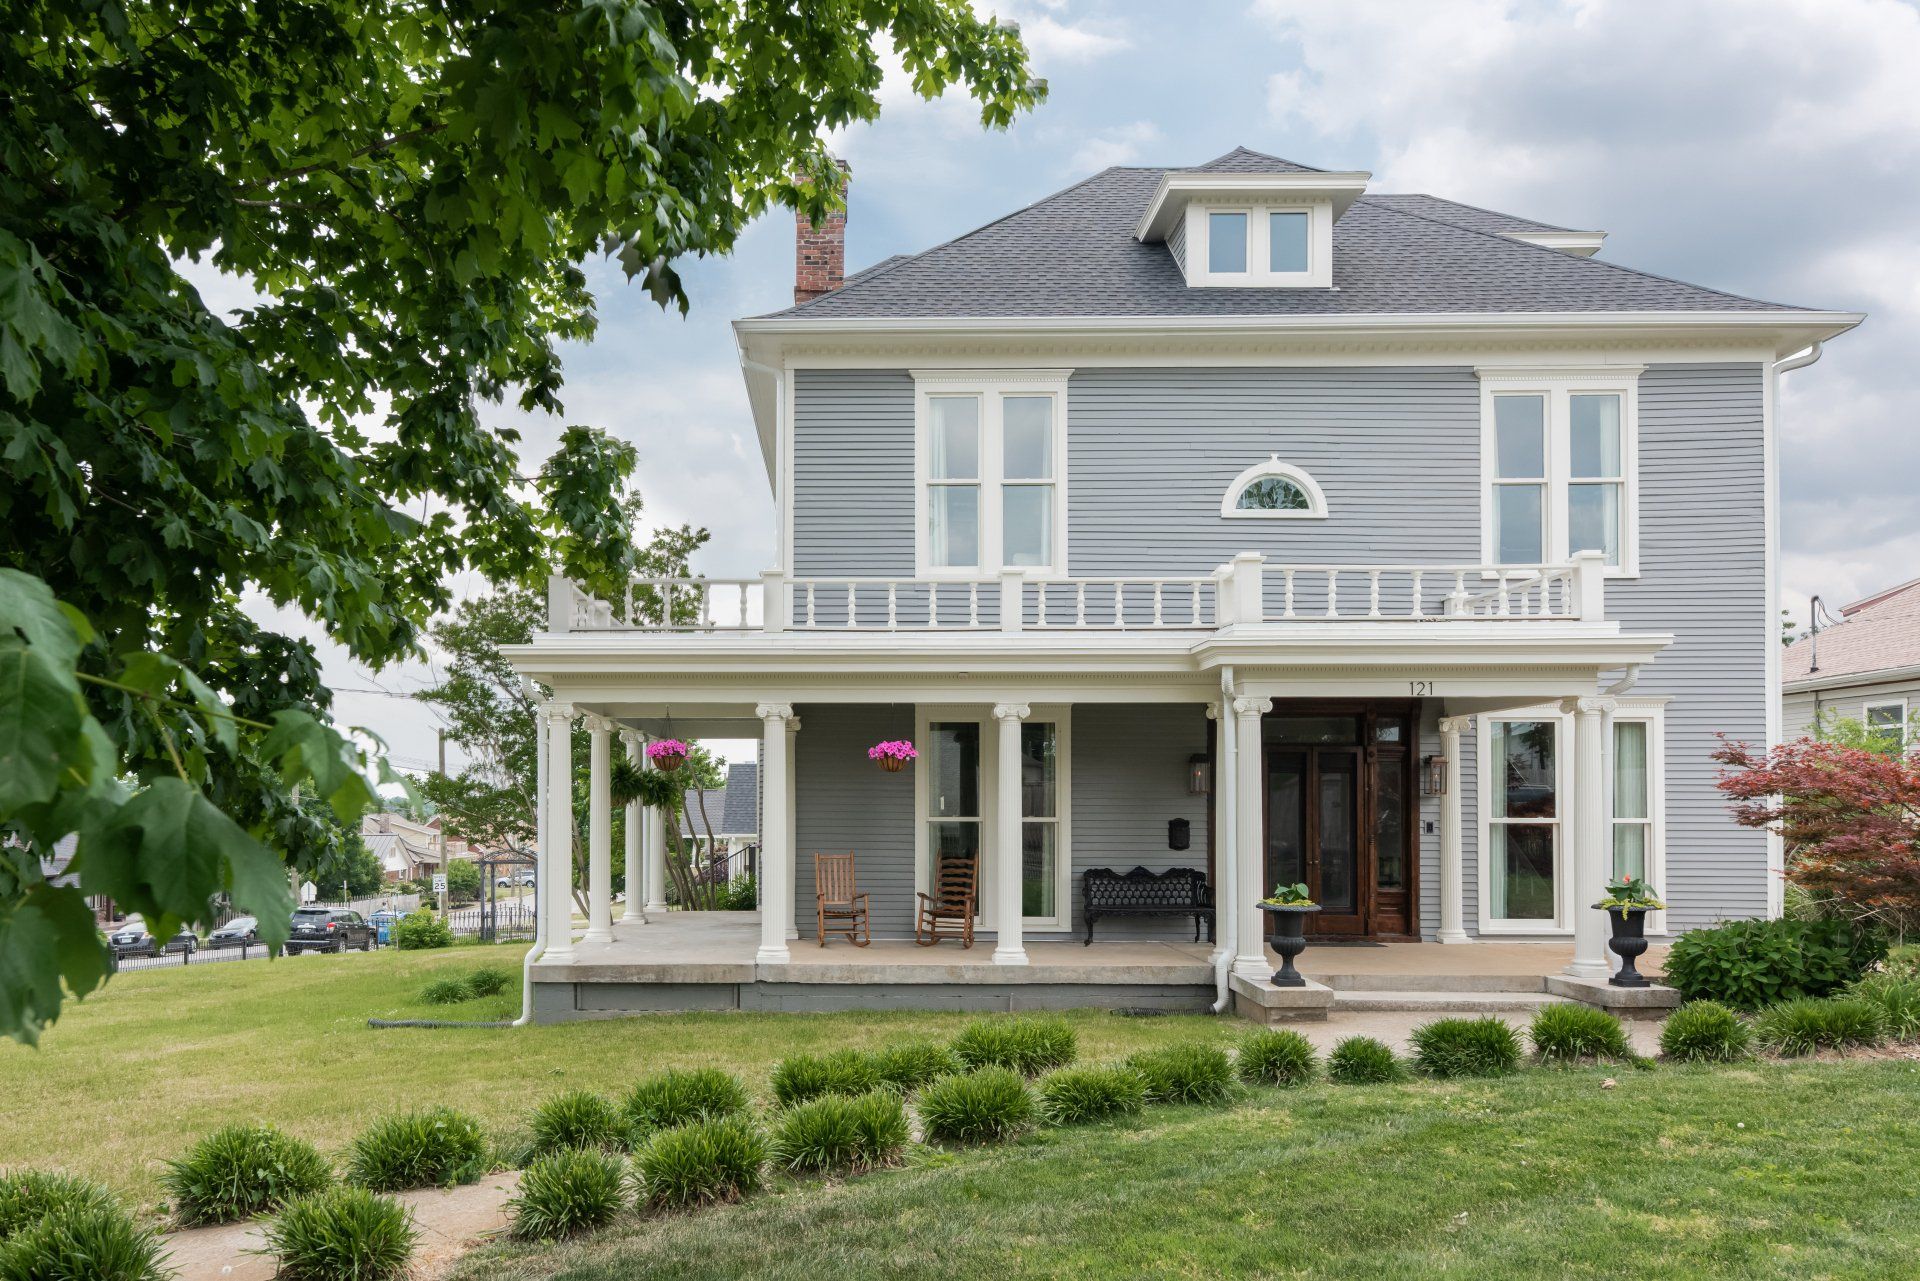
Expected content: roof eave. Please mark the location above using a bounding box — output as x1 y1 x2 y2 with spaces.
1502 230 1608 257
1134 171 1374 242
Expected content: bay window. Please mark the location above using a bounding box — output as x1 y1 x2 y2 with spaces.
915 372 1068 575
1479 369 1640 574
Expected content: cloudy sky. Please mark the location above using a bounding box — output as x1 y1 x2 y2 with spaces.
303 0 1919 774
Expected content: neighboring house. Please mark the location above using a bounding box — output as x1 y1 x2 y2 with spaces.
1783 577 1920 749
679 762 762 855
508 147 1860 1020
361 812 444 882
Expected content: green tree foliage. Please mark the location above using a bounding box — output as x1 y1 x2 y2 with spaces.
314 828 386 901
443 857 482 904
0 0 1040 1043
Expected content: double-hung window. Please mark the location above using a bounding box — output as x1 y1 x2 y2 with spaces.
916 372 1068 575
1482 717 1563 928
1480 369 1641 575
1865 700 1910 750
1611 707 1666 929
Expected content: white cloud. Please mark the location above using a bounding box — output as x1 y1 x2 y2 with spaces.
1063 120 1160 171
1012 13 1131 67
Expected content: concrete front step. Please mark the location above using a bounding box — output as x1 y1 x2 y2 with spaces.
1331 989 1573 1012
1314 972 1552 994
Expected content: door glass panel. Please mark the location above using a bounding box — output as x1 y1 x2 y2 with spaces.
1265 751 1306 896
1373 757 1406 891
926 722 980 818
1490 825 1555 920
1317 757 1357 912
1265 715 1361 745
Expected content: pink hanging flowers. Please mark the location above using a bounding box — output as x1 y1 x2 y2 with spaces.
646 738 690 772
868 740 919 773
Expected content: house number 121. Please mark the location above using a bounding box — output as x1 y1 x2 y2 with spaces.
1409 681 1435 697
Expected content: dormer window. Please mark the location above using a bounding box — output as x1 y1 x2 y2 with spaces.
1135 167 1369 291
1208 212 1248 273
1269 211 1309 272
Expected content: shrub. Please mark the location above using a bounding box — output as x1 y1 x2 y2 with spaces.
529 1090 626 1156
1663 917 1886 1011
1659 1000 1752 1063
420 974 472 1005
0 1204 168 1281
263 1186 416 1280
873 1040 963 1094
508 1148 627 1240
1237 1029 1318 1087
1848 973 1920 1042
720 875 758 911
769 1091 909 1174
1036 1066 1146 1125
1409 1017 1522 1079
392 910 453 951
345 1108 489 1191
465 966 513 998
951 1016 1077 1076
444 857 483 904
770 1050 883 1107
1126 1044 1235 1105
1529 1003 1631 1064
624 1069 749 1139
633 1117 768 1210
0 1171 116 1239
917 1066 1036 1144
1755 997 1887 1057
1884 943 1920 980
162 1123 332 1225
1327 1036 1406 1085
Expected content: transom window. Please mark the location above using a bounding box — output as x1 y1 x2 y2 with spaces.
1480 370 1641 575
915 372 1068 574
1220 457 1328 519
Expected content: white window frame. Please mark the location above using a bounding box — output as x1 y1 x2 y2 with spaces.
1477 367 1643 578
912 705 1074 933
1220 456 1329 519
1610 702 1668 936
1184 200 1331 288
912 370 1070 578
1476 708 1575 935
1865 698 1910 748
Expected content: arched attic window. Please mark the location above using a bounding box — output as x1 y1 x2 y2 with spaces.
1220 456 1328 519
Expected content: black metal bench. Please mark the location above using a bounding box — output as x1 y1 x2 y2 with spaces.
1081 866 1214 945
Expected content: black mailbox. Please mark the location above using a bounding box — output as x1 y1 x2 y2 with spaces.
1167 818 1191 851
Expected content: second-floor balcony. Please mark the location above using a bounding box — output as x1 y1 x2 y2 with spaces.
546 550 1615 638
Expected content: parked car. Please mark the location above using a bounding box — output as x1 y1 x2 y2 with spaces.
205 916 260 949
284 908 375 954
108 916 197 958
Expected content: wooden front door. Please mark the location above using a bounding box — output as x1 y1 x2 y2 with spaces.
1262 704 1418 939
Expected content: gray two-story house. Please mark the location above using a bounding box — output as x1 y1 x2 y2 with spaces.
510 148 1859 1022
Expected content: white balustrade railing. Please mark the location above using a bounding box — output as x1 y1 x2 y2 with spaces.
544 551 1607 635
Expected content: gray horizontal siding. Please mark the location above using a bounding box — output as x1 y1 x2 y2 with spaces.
1785 680 1920 741
793 369 916 577
793 704 917 939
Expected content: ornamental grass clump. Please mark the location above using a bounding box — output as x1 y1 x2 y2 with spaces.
465 966 513 998
262 1186 417 1281
633 1117 768 1210
769 1050 884 1107
951 1016 1077 1076
162 1123 332 1225
623 1069 750 1140
916 1067 1036 1145
1327 1036 1406 1085
1659 1000 1752 1063
1237 1029 1318 1087
1126 1044 1235 1105
345 1107 490 1191
0 1171 117 1239
873 1040 963 1093
0 1202 169 1281
420 974 473 1005
1755 996 1887 1057
508 1149 627 1241
1409 1017 1522 1079
528 1090 627 1156
1528 1003 1631 1065
1036 1066 1147 1125
770 1091 909 1174
1847 973 1920 1042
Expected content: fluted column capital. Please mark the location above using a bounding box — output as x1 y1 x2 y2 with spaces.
1560 695 1618 718
1438 715 1475 737
1231 696 1273 719
991 703 1030 722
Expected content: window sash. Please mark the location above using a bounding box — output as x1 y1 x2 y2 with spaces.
1208 212 1248 273
919 387 1061 574
1483 381 1636 572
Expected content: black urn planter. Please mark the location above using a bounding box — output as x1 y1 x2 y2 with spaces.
1604 907 1652 988
1258 903 1321 988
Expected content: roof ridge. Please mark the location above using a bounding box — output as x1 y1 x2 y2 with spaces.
1368 191 1573 235
1187 145 1326 174
1842 576 1920 615
1355 198 1810 313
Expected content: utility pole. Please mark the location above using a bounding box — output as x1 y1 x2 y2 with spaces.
436 728 449 915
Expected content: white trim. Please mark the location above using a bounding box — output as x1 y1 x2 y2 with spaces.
1762 357 1782 916
1501 231 1606 257
1609 701 1668 936
1220 456 1329 519
1864 697 1911 746
1475 707 1575 936
1182 200 1332 289
912 370 1071 578
1478 367 1643 579
1134 170 1373 241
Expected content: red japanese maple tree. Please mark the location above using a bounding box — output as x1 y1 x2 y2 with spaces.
1714 736 1920 930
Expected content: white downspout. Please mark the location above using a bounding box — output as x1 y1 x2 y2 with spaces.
512 679 548 1027
1209 666 1238 1014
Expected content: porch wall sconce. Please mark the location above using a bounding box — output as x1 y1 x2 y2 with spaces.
1187 753 1210 795
1422 754 1448 796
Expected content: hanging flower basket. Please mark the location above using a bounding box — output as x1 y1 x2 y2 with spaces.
646 738 690 772
868 740 918 773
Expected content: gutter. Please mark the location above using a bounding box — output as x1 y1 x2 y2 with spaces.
1210 665 1237 1015
512 678 547 1028
1773 341 1824 374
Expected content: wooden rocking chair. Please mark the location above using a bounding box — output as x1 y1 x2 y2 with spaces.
915 853 977 948
814 852 871 947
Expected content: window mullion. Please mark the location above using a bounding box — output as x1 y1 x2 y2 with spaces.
1548 388 1570 564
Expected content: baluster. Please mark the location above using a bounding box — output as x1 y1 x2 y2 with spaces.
846 581 858 629
1325 570 1339 618
738 582 749 629
805 582 817 629
624 582 635 626
1497 572 1511 616
662 582 675 629
1410 570 1424 618
1115 582 1127 630
1075 581 1087 627
1190 579 1203 625
1284 569 1297 619
887 581 899 631
1037 582 1048 627
968 581 980 628
1153 581 1166 627
1368 571 1382 618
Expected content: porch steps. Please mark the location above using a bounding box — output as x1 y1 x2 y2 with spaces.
1315 973 1554 995
1328 989 1572 1013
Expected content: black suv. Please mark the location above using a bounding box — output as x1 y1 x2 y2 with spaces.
285 908 375 954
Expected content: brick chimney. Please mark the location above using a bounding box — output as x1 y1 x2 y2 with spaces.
794 160 850 306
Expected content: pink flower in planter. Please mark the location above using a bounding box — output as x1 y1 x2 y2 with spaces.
868 740 918 771
646 739 691 769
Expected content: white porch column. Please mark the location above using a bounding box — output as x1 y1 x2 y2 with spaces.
530 682 549 952
1208 702 1232 965
1436 716 1473 944
784 715 801 941
1563 695 1616 980
542 701 578 962
992 703 1031 965
620 730 646 923
583 715 614 944
756 703 794 963
1231 695 1272 980
643 739 669 914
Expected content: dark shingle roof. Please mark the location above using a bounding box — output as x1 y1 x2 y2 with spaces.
1186 146 1325 175
762 156 1807 321
681 762 761 838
